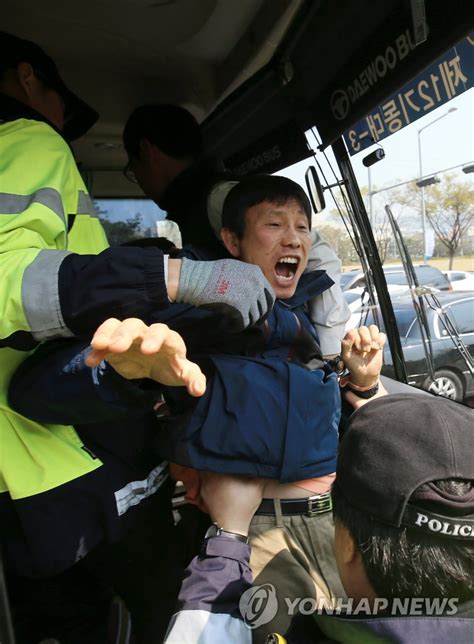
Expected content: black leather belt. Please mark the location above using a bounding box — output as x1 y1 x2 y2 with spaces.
255 492 332 517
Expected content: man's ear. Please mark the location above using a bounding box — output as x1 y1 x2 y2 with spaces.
220 228 241 258
138 138 158 162
337 521 358 565
15 62 37 100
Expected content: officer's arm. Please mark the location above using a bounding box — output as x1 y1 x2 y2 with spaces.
165 473 262 644
7 338 161 425
164 538 252 644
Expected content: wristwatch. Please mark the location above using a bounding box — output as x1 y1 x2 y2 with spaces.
204 522 249 544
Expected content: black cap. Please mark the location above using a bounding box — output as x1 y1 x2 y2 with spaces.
0 31 98 140
337 394 474 540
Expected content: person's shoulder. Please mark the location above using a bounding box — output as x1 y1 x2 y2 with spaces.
3 118 71 155
2 117 58 136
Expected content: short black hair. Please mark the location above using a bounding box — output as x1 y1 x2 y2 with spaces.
123 104 202 160
332 479 474 603
221 174 312 238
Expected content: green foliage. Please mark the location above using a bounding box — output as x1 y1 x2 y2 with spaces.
424 174 474 268
99 213 143 247
357 174 474 268
317 225 359 265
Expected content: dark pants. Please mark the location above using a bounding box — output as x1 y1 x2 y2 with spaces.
7 482 183 644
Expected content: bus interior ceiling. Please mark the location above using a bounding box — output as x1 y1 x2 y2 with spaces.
3 0 474 192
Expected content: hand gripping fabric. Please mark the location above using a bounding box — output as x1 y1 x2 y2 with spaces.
176 258 275 331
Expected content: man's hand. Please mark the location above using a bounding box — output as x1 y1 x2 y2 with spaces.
200 473 264 536
85 318 206 397
173 258 275 332
341 324 386 388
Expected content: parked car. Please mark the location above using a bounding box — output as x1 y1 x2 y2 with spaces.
347 292 474 402
443 270 474 291
340 264 452 292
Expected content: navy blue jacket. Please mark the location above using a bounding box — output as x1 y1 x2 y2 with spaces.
9 269 340 484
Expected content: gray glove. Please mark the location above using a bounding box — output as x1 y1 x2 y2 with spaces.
176 258 275 331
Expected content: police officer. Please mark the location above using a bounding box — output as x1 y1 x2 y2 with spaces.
0 31 274 643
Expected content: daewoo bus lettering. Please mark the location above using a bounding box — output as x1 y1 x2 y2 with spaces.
330 28 417 120
344 33 473 153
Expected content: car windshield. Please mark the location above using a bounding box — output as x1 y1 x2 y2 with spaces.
384 267 447 288
384 272 410 286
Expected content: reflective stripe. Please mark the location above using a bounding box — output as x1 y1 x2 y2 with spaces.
0 188 66 226
77 190 97 216
22 249 75 340
115 462 169 516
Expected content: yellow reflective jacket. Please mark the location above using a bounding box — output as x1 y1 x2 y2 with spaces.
0 117 108 499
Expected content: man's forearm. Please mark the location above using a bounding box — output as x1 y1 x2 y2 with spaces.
167 258 182 301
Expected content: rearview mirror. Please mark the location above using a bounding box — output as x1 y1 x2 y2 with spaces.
305 166 326 213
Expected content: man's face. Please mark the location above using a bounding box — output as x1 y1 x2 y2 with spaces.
127 140 168 204
230 199 311 299
34 85 65 131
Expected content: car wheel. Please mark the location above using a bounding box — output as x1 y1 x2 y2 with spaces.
425 370 463 402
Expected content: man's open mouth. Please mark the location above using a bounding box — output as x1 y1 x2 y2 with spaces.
274 256 299 283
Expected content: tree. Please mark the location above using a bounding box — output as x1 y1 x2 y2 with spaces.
93 201 147 246
330 186 409 264
317 224 356 266
387 175 474 268
371 186 416 263
424 174 474 269
99 213 143 247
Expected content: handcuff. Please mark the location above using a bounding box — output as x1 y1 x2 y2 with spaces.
325 355 346 376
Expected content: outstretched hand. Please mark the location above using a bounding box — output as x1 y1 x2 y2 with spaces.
85 318 206 397
341 324 386 387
